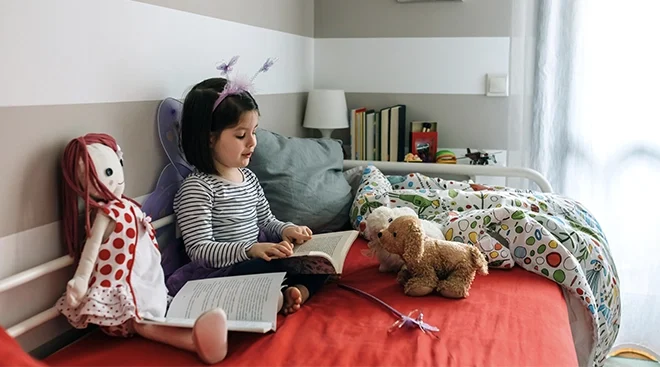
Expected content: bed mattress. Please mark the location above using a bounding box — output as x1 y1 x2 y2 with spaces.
45 238 577 366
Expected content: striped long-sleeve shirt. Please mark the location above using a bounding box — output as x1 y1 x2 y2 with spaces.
173 168 293 268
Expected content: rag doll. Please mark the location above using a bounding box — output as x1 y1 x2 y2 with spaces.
54 133 228 364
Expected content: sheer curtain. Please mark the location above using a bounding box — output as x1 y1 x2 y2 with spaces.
530 0 660 358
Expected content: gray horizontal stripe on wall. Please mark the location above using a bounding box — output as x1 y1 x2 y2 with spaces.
0 93 305 238
314 0 514 38
0 100 166 238
136 0 314 37
338 93 510 151
256 93 308 138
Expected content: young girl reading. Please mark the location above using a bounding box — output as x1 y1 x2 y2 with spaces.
173 58 327 314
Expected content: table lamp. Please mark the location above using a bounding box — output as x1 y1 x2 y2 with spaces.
302 89 349 139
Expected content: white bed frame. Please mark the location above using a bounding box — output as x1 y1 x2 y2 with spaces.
1 160 552 341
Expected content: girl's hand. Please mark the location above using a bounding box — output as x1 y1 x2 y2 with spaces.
282 226 313 245
247 241 294 261
66 276 88 307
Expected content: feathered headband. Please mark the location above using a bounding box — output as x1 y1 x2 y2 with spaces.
212 56 276 111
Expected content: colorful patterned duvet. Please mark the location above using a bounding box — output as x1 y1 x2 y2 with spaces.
350 166 620 367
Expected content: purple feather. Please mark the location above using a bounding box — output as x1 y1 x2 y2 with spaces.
259 58 276 73
216 56 239 76
338 284 441 338
212 56 277 111
212 74 254 111
251 57 277 82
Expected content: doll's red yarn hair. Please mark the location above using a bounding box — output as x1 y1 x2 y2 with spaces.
60 133 137 262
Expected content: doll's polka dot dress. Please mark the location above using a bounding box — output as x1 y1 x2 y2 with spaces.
56 199 169 337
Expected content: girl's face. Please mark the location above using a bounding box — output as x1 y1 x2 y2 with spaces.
211 110 258 173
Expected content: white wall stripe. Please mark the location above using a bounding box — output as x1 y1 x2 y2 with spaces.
0 0 313 107
1 1 511 106
314 37 510 95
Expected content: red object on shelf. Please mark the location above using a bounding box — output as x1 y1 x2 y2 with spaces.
411 132 437 163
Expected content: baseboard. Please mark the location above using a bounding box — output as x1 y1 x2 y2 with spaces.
29 326 96 360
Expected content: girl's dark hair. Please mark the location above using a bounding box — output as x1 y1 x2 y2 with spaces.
180 77 259 174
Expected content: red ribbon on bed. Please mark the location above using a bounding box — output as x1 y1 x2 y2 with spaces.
338 283 440 338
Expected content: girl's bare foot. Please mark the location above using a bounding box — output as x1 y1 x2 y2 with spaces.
282 285 309 315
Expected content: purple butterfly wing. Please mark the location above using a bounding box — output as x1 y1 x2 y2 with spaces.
139 98 194 278
142 98 191 219
141 163 181 220
157 98 192 179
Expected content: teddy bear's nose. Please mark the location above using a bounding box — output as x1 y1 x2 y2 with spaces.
377 232 382 238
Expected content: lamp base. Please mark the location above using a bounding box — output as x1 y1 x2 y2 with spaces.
318 129 334 139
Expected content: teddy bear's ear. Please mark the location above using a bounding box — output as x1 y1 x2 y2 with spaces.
408 218 421 230
402 219 425 263
406 218 423 234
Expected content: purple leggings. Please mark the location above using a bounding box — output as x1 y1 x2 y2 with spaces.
227 258 328 299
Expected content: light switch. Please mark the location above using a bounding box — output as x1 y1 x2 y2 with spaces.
486 74 508 97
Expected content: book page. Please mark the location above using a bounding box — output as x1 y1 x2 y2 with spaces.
291 230 359 272
159 272 285 332
136 317 274 334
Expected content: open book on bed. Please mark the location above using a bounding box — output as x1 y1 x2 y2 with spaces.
277 230 359 275
138 272 286 333
137 231 359 333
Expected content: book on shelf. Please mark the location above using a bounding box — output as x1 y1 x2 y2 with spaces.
365 110 376 161
350 107 366 160
350 104 409 162
138 230 359 334
388 105 407 162
379 106 390 161
373 111 381 161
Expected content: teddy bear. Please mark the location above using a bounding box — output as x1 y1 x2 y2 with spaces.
364 206 444 273
377 215 489 298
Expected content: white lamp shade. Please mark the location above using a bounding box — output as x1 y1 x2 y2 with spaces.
302 89 349 130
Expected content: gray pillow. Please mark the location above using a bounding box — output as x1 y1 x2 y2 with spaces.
248 128 353 233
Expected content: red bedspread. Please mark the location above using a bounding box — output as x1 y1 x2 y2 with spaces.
45 238 577 366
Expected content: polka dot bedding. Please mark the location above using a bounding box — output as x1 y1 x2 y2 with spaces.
350 165 620 367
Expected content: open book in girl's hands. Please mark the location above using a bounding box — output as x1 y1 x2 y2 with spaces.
138 272 286 333
276 230 359 275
